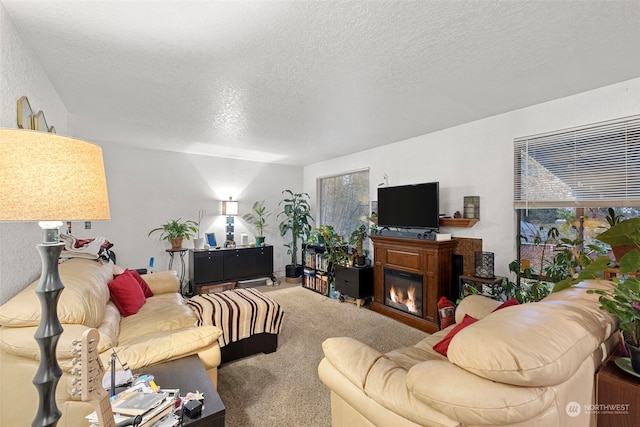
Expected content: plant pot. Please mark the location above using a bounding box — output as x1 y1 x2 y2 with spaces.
612 244 636 266
356 255 366 267
285 264 303 284
170 237 184 250
625 339 640 374
193 237 205 250
285 264 303 278
256 236 265 247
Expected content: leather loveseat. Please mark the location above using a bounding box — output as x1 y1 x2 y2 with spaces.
318 280 619 427
0 258 222 427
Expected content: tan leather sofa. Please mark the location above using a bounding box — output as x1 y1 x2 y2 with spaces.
319 280 619 427
0 258 222 427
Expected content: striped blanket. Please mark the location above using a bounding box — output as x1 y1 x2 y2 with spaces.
187 288 285 347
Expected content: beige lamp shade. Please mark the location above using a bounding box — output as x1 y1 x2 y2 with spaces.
222 198 239 216
0 129 110 221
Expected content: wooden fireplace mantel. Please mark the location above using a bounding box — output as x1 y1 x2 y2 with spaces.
370 235 456 333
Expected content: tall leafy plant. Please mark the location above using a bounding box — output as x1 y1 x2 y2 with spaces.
317 225 349 283
242 200 270 238
278 190 314 268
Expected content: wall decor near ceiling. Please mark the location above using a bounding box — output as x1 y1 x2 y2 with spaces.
16 96 56 133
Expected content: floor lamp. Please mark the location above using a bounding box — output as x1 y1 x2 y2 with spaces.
0 129 111 427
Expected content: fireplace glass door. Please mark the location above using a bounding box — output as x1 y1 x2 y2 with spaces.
384 268 423 317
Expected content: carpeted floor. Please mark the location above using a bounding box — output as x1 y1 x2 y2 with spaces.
216 285 429 427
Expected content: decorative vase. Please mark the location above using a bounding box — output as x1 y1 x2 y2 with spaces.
170 237 184 250
255 236 265 247
625 339 640 374
193 237 205 250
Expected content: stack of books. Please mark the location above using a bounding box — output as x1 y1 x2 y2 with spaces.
86 388 179 427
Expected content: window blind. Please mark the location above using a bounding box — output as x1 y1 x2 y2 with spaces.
514 115 640 209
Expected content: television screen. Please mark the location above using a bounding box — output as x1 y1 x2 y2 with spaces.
377 182 439 230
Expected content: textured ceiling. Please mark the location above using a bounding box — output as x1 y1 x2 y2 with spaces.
4 1 640 166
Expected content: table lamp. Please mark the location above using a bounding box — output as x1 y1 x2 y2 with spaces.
0 129 110 427
222 197 238 246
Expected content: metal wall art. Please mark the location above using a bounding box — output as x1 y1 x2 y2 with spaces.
16 96 56 133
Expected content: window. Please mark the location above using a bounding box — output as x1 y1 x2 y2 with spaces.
513 115 640 282
514 115 640 209
318 169 369 238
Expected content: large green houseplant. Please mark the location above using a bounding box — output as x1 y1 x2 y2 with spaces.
588 218 640 372
317 225 349 284
242 200 271 246
278 190 314 279
148 218 198 249
551 217 640 372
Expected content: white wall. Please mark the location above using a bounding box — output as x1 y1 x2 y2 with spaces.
81 141 301 278
0 2 303 304
0 3 69 304
304 77 640 278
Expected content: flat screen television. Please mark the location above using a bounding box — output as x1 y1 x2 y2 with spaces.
377 182 439 230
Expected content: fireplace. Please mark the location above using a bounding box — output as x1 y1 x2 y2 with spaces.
370 235 455 333
384 268 423 317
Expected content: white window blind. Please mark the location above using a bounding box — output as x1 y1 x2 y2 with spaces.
514 115 640 208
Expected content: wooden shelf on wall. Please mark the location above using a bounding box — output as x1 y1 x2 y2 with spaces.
439 218 479 228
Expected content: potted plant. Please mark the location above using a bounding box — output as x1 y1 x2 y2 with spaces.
148 218 198 250
603 208 634 264
589 274 640 372
553 217 640 372
242 200 270 246
317 225 349 284
194 209 206 250
278 190 314 280
349 224 369 266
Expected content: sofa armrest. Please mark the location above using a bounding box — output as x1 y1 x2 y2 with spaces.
407 360 554 425
322 337 383 389
141 270 180 295
454 294 501 324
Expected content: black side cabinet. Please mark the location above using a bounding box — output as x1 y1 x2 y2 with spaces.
189 245 273 292
334 265 373 299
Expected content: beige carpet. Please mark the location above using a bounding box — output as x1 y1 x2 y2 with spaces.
216 285 429 427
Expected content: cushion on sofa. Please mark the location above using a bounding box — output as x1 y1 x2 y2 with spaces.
140 270 180 295
454 294 501 324
117 293 199 344
130 270 154 297
114 269 153 298
432 314 478 357
0 258 114 328
0 323 114 366
446 280 617 387
108 271 146 316
492 297 519 311
407 360 555 425
111 325 222 370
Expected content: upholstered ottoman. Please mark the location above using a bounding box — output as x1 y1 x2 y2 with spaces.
187 288 285 363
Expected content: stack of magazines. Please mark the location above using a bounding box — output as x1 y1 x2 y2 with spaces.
86 386 180 427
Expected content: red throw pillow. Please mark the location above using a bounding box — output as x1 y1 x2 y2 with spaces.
115 269 154 298
108 271 146 316
432 314 478 357
128 269 154 298
492 297 519 312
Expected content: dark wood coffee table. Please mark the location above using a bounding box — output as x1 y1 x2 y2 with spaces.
145 355 225 426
